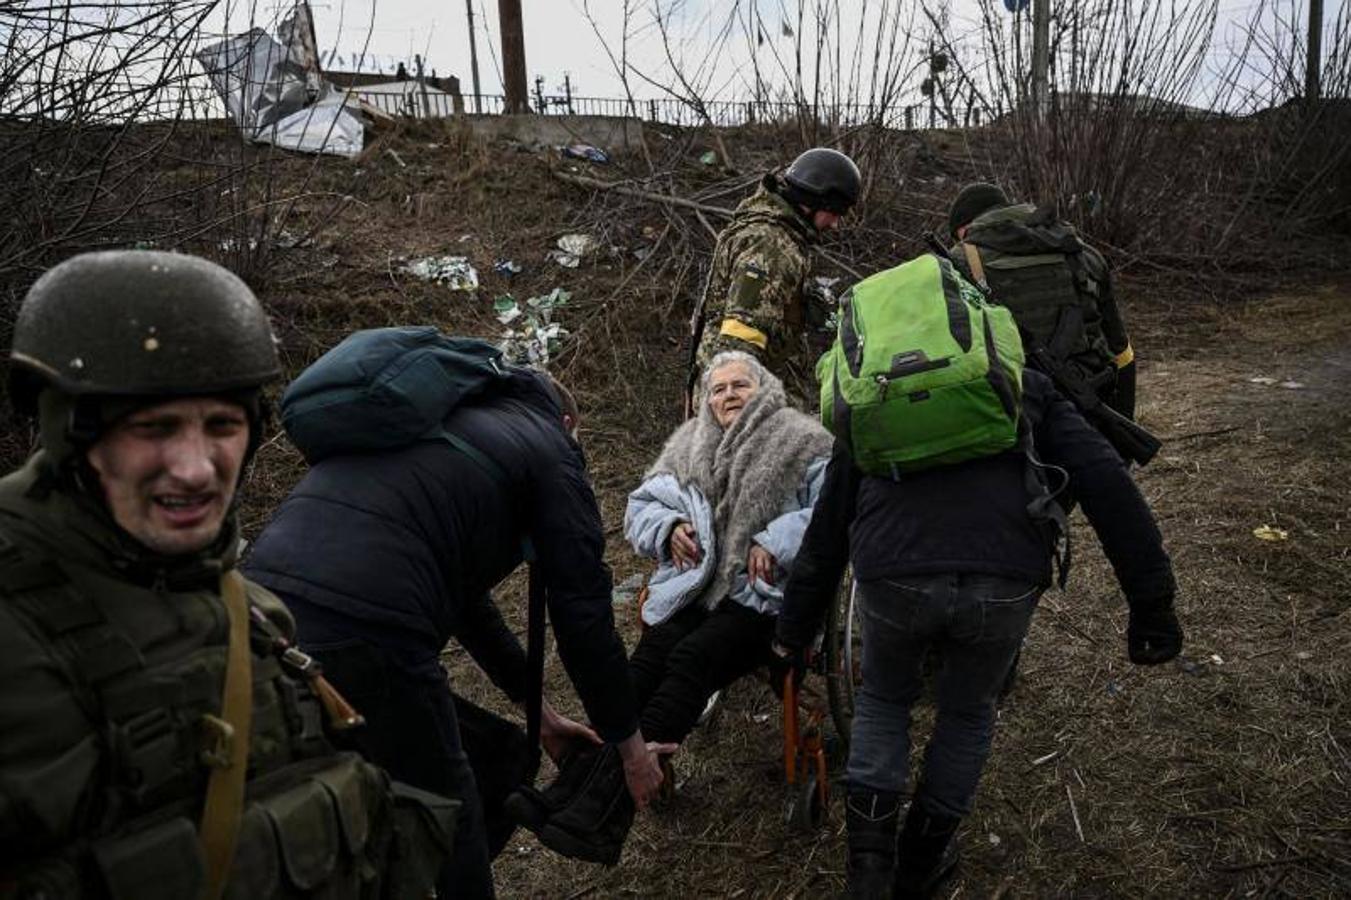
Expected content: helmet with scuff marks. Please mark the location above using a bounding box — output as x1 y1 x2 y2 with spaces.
8 250 281 417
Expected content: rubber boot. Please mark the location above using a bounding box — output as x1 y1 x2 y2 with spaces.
894 798 960 899
537 745 634 866
503 743 601 832
844 789 900 899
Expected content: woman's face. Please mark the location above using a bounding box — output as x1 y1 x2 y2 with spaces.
708 361 759 428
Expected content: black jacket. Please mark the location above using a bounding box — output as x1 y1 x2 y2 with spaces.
245 374 638 742
776 370 1176 649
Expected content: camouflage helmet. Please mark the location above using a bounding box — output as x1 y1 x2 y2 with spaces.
781 147 862 215
8 250 281 416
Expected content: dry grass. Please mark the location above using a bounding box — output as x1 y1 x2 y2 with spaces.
5 120 1348 897
233 127 1351 898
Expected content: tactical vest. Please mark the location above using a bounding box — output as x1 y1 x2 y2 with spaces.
0 529 455 900
954 203 1118 396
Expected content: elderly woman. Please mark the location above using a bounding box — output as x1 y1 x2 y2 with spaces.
624 350 833 744
509 351 833 865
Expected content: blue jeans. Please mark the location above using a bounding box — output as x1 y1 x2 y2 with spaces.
846 573 1041 819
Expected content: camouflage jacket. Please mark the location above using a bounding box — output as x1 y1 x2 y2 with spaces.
696 175 818 375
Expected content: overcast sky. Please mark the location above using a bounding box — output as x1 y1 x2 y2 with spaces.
215 0 1341 108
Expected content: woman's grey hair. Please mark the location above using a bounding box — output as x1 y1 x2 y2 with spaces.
701 350 768 396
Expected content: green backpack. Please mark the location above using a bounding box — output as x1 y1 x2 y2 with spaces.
817 254 1026 475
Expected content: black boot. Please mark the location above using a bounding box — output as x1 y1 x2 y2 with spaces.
537 745 634 866
894 799 960 899
845 790 901 899
503 743 601 832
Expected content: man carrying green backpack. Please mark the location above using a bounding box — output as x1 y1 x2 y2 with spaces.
776 253 1183 898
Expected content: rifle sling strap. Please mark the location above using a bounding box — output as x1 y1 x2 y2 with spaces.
199 570 254 900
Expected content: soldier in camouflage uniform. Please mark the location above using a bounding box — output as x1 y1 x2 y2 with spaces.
692 147 862 400
0 251 454 900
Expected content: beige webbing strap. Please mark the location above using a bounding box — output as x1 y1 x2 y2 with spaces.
961 241 988 290
199 570 255 900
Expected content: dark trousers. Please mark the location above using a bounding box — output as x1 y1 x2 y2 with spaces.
847 574 1040 819
630 600 778 744
288 601 495 900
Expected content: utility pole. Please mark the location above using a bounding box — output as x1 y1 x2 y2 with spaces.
498 0 528 113
465 0 482 113
1306 0 1323 106
1031 0 1049 120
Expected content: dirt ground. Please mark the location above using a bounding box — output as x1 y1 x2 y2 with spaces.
453 277 1349 900
205 127 1350 898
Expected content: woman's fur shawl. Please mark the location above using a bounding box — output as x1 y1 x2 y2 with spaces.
647 369 833 608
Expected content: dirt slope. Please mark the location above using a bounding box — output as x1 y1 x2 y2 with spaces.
216 125 1350 898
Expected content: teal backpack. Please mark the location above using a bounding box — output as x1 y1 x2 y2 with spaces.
280 326 514 465
817 254 1026 476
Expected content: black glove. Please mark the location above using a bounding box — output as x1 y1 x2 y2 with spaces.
1127 603 1183 665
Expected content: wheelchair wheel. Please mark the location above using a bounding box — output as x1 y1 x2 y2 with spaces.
784 773 825 833
823 576 862 751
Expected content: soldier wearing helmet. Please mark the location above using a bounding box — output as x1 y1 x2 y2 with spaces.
0 251 453 899
690 147 862 409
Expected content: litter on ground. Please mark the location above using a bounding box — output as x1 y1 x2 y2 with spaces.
560 144 609 164
499 287 570 367
400 256 479 291
549 233 599 268
1252 524 1289 541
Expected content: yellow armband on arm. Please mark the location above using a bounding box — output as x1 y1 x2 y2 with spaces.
718 318 769 350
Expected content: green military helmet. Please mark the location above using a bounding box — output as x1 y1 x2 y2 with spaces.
782 147 862 214
8 250 281 416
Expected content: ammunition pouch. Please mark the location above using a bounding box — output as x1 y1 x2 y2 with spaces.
385 782 460 900
5 755 457 900
93 816 204 900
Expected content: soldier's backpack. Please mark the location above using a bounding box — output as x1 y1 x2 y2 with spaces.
816 254 1026 475
955 203 1117 396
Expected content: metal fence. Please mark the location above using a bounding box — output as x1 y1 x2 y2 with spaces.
350 87 989 130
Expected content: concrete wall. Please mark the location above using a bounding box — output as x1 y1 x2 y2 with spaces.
463 114 644 151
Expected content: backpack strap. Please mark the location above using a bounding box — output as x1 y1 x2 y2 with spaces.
441 430 512 487
960 241 989 291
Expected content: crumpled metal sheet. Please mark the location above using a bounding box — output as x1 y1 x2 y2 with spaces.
195 4 364 158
